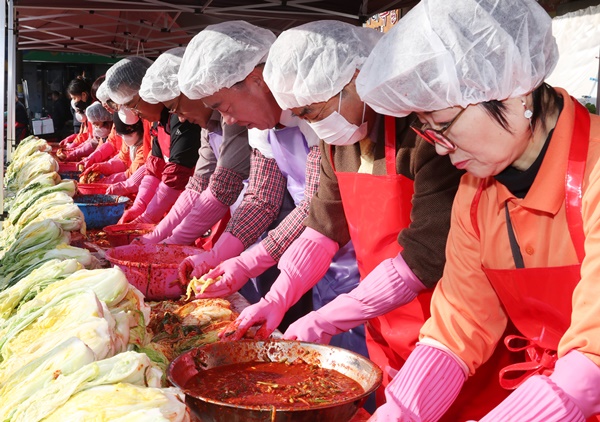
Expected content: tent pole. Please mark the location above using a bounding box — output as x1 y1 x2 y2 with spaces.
6 0 14 163
0 0 6 219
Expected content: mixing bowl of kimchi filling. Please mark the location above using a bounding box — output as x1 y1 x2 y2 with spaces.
168 339 382 422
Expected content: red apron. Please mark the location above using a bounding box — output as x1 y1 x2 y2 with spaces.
473 101 598 420
333 116 431 403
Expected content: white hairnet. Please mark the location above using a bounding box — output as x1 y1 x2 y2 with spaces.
105 56 154 105
264 21 382 109
179 21 276 99
356 0 558 117
139 47 186 104
85 101 112 123
96 81 110 103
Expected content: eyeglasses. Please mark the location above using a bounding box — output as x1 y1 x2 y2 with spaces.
410 107 466 151
128 96 142 115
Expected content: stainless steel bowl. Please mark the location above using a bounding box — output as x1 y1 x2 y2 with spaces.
168 339 382 422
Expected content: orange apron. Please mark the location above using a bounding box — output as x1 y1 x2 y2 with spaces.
473 100 598 421
333 116 431 404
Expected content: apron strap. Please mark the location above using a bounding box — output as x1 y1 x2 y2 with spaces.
499 335 557 390
384 115 396 175
504 202 525 269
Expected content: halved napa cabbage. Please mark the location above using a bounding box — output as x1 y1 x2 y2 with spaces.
19 267 129 312
0 290 119 383
41 384 189 422
0 337 95 419
0 258 81 322
10 352 166 421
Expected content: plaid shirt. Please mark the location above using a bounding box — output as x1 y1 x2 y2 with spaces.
226 149 287 248
186 173 210 193
186 165 244 207
208 166 246 206
262 146 321 261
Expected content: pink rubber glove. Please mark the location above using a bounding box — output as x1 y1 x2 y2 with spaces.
196 241 276 298
370 344 467 422
550 351 600 419
86 159 127 176
64 139 97 161
102 172 127 183
131 182 182 224
80 141 117 170
118 174 160 224
140 189 200 244
479 350 600 421
59 133 77 147
164 188 229 245
223 228 339 341
284 253 425 343
178 232 245 285
106 165 146 196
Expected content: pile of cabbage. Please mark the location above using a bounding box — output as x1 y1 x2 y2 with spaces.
1 136 89 290
0 260 188 421
0 138 189 421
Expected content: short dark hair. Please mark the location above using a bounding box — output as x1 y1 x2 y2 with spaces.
480 83 560 135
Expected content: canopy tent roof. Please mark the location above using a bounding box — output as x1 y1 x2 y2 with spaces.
14 0 421 58
14 0 582 58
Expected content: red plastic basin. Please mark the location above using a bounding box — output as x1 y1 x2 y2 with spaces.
59 162 80 172
105 244 203 300
103 223 156 247
78 183 110 195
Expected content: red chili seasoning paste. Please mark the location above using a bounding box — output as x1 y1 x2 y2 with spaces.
184 359 364 409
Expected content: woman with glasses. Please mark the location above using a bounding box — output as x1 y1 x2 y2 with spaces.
357 0 600 420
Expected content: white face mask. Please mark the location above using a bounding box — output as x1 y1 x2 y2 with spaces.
75 112 87 123
308 91 368 146
118 107 140 125
121 133 141 147
93 126 111 139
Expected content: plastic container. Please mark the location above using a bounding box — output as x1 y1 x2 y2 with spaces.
73 194 129 229
105 244 203 300
77 183 110 195
58 162 80 172
59 170 82 181
103 223 156 247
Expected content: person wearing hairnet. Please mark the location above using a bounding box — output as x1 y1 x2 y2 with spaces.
133 47 252 247
57 101 113 161
105 56 201 224
355 0 600 420
81 108 150 184
94 80 152 197
78 77 123 171
176 20 359 339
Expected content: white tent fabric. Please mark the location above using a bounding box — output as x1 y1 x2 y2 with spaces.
546 5 600 109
